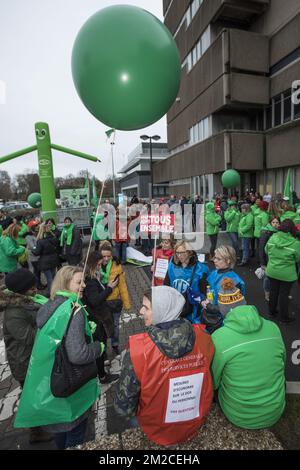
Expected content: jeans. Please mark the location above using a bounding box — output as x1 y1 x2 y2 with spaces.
263 274 270 293
269 278 294 319
241 238 251 264
228 232 240 258
43 268 56 292
53 419 88 450
115 242 127 264
112 312 121 347
209 234 218 257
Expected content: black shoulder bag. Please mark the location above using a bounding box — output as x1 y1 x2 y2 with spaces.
50 305 98 398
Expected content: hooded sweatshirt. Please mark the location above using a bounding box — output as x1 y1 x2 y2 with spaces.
265 231 300 281
211 305 286 429
205 202 221 235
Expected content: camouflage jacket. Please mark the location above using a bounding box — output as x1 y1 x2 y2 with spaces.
114 319 195 417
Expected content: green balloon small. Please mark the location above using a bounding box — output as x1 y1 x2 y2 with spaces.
221 170 241 189
28 192 42 209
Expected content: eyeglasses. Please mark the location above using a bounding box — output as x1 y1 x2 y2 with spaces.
176 251 188 255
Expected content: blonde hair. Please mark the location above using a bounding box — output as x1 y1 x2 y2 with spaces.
50 266 83 300
173 240 194 265
3 223 21 239
214 245 236 269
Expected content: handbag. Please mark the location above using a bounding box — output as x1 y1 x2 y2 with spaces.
50 305 98 398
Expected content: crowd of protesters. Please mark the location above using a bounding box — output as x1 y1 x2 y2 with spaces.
0 187 299 449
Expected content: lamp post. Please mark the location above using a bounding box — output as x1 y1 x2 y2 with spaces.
140 134 161 200
111 141 116 204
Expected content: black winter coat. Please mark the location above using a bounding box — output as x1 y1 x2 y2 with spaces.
259 230 274 266
33 234 60 271
83 277 114 338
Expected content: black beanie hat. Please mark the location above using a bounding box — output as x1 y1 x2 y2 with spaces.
5 269 37 295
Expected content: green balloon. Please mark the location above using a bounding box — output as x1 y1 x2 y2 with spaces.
221 170 241 189
72 5 181 130
28 193 42 209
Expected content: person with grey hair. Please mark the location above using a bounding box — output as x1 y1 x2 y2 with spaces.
114 286 214 447
238 204 254 266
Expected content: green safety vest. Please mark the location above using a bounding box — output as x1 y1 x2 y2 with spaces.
14 293 100 428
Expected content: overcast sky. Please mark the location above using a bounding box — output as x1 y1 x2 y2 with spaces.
0 0 167 182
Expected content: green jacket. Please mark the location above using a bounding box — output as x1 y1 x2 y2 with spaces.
92 214 110 242
280 210 296 223
224 208 240 233
17 222 29 246
265 231 300 282
251 204 260 217
0 236 25 273
238 212 254 238
1 291 39 382
254 210 270 238
205 203 221 235
211 305 286 429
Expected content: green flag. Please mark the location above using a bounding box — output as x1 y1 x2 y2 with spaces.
283 169 293 206
105 128 115 139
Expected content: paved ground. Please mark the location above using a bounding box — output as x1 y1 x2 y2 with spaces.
0 245 299 450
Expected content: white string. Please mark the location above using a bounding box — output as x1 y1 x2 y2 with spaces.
75 131 116 307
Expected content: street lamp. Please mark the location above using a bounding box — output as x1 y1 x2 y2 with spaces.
140 134 161 200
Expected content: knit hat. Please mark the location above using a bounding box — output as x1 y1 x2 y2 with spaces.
228 200 237 206
5 268 36 295
259 201 269 211
152 286 185 325
218 278 246 316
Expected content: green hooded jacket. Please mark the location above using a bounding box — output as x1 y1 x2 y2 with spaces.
211 305 286 429
224 207 240 233
17 222 29 246
265 231 300 281
205 202 221 235
254 210 270 238
92 214 110 242
280 210 296 223
0 236 25 273
238 212 254 238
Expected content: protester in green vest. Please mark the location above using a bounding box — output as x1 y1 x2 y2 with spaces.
280 203 296 223
238 204 254 266
13 215 29 246
212 305 286 429
0 224 25 274
224 200 241 258
60 217 83 265
205 202 222 259
258 216 280 301
2 268 52 444
265 219 300 323
251 198 261 217
14 265 103 449
92 212 110 251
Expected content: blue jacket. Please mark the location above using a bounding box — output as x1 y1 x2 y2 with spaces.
167 258 210 324
207 269 245 305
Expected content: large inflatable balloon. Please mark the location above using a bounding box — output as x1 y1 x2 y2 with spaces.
221 170 241 189
72 5 181 130
28 192 42 209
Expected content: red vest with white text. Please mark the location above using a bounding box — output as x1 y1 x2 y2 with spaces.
130 325 214 446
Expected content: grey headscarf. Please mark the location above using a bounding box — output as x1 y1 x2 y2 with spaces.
151 286 185 325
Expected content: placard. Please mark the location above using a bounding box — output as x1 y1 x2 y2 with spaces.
154 258 169 279
140 214 174 234
165 373 203 423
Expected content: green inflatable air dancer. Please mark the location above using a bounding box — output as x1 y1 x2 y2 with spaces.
0 122 100 220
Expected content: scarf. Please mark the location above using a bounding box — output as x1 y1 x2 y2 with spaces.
100 259 112 285
60 224 74 246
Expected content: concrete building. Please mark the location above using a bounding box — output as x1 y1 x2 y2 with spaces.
154 0 300 200
118 142 169 199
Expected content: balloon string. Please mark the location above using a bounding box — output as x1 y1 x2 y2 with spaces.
75 134 116 308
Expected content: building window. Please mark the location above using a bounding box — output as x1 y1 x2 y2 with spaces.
283 90 292 123
189 116 212 146
274 94 282 127
183 26 211 73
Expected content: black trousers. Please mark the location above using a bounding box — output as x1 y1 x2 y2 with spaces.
209 234 218 257
269 277 294 320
